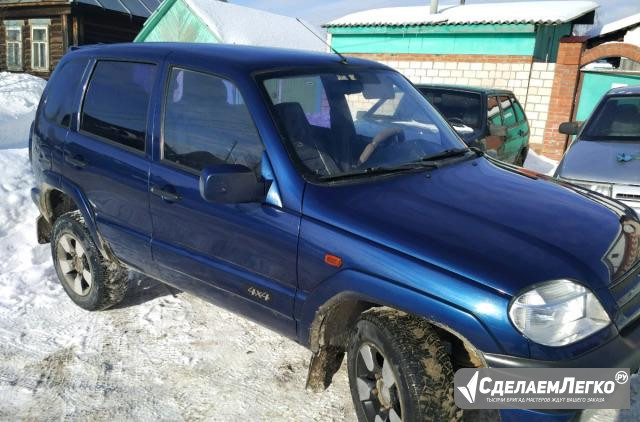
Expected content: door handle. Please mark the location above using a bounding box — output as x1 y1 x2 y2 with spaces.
65 154 87 168
150 185 181 202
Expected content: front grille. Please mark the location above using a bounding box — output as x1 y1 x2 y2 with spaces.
616 193 640 202
610 262 640 327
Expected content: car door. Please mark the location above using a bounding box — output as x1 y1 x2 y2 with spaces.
486 95 507 159
64 60 157 273
148 66 299 337
511 96 530 152
498 95 528 163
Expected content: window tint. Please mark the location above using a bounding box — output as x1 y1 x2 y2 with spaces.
512 98 526 122
498 96 517 126
423 89 482 129
43 59 87 127
81 61 156 152
163 68 263 172
488 96 502 126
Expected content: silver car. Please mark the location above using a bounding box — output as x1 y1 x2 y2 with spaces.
556 86 640 215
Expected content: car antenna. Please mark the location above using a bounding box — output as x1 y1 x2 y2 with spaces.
296 18 348 64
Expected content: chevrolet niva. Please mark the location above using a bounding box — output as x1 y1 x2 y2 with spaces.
30 43 640 422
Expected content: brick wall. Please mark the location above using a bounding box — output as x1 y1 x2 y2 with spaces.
525 62 556 147
350 54 555 148
542 39 585 160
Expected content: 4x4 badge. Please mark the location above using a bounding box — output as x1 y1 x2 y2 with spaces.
247 286 271 302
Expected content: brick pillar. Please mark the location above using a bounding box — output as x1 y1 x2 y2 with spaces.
542 37 586 160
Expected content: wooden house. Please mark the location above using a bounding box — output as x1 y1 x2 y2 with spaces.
0 0 160 77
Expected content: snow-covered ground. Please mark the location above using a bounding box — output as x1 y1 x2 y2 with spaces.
0 72 637 421
524 149 559 175
0 72 46 149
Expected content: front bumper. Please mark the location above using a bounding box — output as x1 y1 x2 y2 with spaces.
480 320 640 421
483 320 640 371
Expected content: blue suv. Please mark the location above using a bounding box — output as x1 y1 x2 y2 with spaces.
30 43 640 422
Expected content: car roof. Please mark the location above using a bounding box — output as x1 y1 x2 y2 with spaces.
416 83 515 96
66 42 389 74
606 85 640 96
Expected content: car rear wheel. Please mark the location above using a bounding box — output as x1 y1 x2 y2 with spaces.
51 211 128 310
347 308 461 422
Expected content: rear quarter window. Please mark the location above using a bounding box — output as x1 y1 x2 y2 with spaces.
80 60 156 152
41 59 88 128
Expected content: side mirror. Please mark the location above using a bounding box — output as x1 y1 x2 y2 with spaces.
199 164 265 203
489 124 507 137
356 110 367 120
559 121 582 135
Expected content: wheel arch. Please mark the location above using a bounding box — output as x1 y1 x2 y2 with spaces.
37 177 113 260
302 270 495 391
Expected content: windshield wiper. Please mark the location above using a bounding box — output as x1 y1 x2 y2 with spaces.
419 148 471 162
319 162 435 182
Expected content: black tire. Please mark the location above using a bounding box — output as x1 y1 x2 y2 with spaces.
347 308 460 422
51 210 128 311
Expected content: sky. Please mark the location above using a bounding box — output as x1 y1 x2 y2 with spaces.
232 0 640 32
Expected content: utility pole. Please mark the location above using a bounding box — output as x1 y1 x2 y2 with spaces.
430 0 439 15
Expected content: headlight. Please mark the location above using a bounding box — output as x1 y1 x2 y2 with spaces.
509 280 610 347
571 180 613 197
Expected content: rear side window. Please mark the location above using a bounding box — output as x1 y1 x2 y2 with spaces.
43 59 87 128
81 61 156 152
163 68 263 172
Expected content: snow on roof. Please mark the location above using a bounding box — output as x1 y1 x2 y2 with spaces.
589 12 640 38
184 0 326 52
325 1 598 27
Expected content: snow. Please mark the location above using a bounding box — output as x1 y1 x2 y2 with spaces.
587 12 640 38
325 1 598 27
524 149 559 176
185 0 326 52
0 146 356 421
0 72 637 421
0 72 46 149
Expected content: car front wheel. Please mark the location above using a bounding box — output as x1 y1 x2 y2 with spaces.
347 308 461 422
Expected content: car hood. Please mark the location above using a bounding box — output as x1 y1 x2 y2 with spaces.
557 140 640 186
303 157 633 296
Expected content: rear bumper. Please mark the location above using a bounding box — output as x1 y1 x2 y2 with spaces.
31 187 41 208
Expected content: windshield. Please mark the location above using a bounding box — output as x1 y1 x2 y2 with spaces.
583 96 640 142
420 88 482 130
262 70 467 180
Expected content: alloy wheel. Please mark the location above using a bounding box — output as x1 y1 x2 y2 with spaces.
355 343 403 422
56 233 92 296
